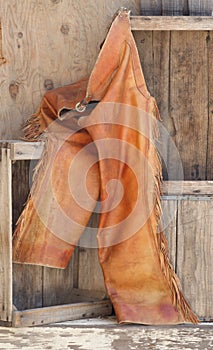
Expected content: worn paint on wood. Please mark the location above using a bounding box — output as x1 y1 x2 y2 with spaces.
0 323 212 348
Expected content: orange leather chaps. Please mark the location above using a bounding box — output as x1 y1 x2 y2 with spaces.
12 10 198 325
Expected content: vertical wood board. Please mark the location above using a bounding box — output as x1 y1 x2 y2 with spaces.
42 258 74 307
162 199 178 268
170 31 209 180
188 0 213 15
140 0 162 15
207 32 213 180
0 147 13 322
162 0 185 15
177 199 213 319
78 213 106 293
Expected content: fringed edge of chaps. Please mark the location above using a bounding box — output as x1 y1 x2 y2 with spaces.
150 100 199 324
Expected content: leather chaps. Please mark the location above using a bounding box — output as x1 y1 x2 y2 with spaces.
12 9 198 325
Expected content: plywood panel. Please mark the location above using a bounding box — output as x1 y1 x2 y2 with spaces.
0 1 140 140
177 199 213 320
170 31 209 180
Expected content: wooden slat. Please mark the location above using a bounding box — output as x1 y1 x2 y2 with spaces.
207 32 213 180
0 146 13 322
170 31 209 180
12 160 43 310
152 31 171 179
78 212 106 293
162 200 178 268
10 141 44 160
162 0 185 15
140 0 162 15
12 300 112 327
177 199 213 320
162 181 213 195
188 0 213 16
42 258 74 307
13 264 43 310
130 16 213 31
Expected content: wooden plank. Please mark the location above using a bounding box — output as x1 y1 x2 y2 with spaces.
161 200 178 268
12 300 112 327
0 20 6 65
207 32 213 180
42 258 74 307
0 146 13 322
170 31 209 180
177 199 213 320
133 30 154 94
162 181 213 195
188 0 213 16
10 141 44 160
12 159 43 310
152 31 171 179
162 0 185 15
130 16 213 31
78 213 106 293
140 0 162 15
12 264 43 310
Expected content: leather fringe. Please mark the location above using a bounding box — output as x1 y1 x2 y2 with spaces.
150 102 199 324
22 109 43 141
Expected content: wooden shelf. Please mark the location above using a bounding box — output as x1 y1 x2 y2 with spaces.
130 16 213 31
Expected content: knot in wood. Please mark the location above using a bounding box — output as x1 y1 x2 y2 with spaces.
9 81 19 99
44 79 54 90
60 24 70 35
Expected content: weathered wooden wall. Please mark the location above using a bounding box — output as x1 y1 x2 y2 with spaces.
140 0 213 15
0 0 213 321
0 0 140 311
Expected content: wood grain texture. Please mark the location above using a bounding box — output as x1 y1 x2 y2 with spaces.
161 200 178 268
0 147 13 322
140 0 162 15
0 1 140 140
188 0 213 15
170 31 209 180
177 199 213 319
207 32 213 180
42 258 74 307
162 0 185 15
12 159 43 311
12 264 43 311
131 16 213 30
12 300 112 327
